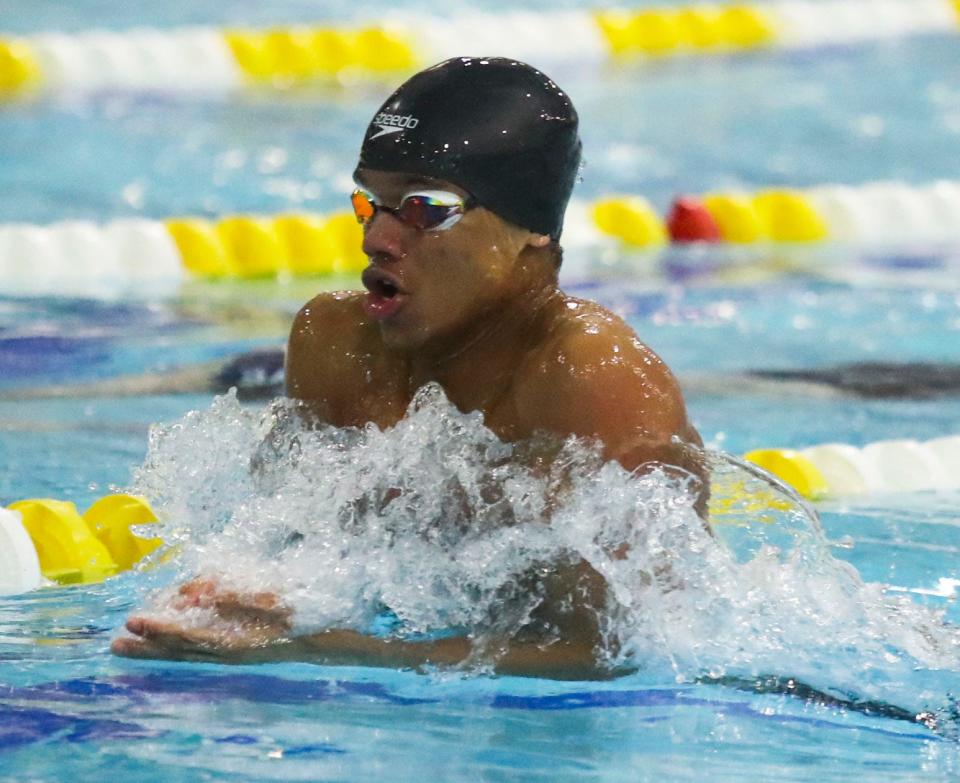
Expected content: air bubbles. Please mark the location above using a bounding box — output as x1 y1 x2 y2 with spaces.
127 388 960 697
217 149 247 171
855 114 886 139
576 156 587 185
120 180 146 210
257 147 289 175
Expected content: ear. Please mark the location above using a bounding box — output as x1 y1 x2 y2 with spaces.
527 233 551 248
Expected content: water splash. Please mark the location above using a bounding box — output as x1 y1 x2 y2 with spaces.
129 387 960 719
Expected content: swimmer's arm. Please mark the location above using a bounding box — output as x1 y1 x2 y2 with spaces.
295 560 610 679
290 630 610 680
112 619 608 680
111 577 610 679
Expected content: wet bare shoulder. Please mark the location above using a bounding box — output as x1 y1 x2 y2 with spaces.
515 296 693 458
290 290 368 334
285 291 377 406
546 297 678 391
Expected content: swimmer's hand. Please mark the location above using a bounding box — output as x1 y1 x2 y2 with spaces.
112 577 611 679
111 578 296 663
111 578 474 668
110 578 470 667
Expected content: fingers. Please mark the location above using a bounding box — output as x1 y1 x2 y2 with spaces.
169 579 290 629
114 613 288 662
212 593 291 629
171 577 220 610
114 578 293 664
111 633 223 662
122 615 225 653
111 634 190 660
125 616 148 636
110 635 153 658
113 616 237 661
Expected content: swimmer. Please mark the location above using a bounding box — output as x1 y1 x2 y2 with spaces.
112 57 704 679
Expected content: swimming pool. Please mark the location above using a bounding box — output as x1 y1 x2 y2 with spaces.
2 1 960 780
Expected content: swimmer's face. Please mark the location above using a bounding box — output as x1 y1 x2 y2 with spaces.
354 168 550 352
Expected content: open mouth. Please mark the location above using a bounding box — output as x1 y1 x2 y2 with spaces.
371 277 399 299
362 267 403 300
361 267 407 320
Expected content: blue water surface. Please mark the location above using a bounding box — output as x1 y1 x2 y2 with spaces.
1 2 960 781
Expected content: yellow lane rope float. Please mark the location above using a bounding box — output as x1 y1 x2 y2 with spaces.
0 494 162 594
166 211 365 278
588 181 960 248
0 180 957 294
1 0 958 98
3 433 956 593
745 434 960 500
0 210 366 293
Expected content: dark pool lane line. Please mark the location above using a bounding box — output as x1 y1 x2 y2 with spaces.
0 672 434 707
751 362 960 399
0 702 346 757
8 346 960 402
491 688 943 742
0 704 160 750
0 297 208 383
0 671 944 754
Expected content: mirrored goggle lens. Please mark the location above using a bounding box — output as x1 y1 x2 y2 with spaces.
351 189 376 224
396 194 464 231
351 188 468 231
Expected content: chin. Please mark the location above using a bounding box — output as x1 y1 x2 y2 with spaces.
377 321 427 353
378 315 464 356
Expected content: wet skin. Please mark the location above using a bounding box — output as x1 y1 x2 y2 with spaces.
113 169 704 678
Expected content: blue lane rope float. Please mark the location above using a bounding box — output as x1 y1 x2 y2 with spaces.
0 181 958 293
1 0 958 98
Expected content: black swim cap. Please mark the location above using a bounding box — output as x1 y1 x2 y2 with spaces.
355 57 581 240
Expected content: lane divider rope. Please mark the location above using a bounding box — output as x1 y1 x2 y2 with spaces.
589 180 960 248
1 179 957 293
0 211 366 290
4 430 957 593
1 0 957 98
744 435 960 499
0 495 162 593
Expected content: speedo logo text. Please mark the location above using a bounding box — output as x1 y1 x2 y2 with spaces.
370 112 420 139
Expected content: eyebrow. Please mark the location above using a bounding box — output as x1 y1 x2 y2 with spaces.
407 176 443 187
354 172 448 190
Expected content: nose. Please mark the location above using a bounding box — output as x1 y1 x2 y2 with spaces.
361 212 408 262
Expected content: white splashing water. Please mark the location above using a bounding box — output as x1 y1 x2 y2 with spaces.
130 387 960 715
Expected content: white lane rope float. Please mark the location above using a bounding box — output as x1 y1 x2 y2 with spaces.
1 1 958 97
745 435 960 500
0 495 161 595
3 431 957 594
0 180 958 295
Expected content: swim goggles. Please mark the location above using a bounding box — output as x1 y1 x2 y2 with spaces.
350 187 474 231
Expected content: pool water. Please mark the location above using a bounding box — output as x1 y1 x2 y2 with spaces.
2 1 960 780
2 279 958 781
